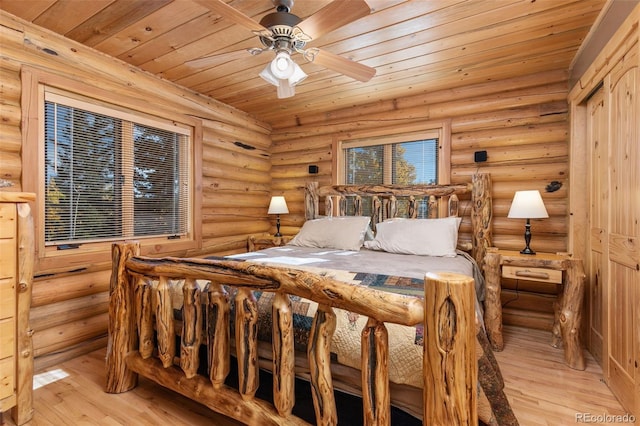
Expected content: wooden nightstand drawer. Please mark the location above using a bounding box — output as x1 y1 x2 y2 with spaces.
502 266 563 284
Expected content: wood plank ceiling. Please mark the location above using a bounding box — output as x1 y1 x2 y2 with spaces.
1 0 607 127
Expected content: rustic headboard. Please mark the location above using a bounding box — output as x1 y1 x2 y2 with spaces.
304 173 493 268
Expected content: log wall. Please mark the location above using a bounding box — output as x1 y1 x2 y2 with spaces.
270 69 573 331
271 69 570 252
0 11 273 370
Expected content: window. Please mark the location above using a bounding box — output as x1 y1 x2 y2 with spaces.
336 127 449 218
21 68 201 270
343 139 439 185
44 93 190 245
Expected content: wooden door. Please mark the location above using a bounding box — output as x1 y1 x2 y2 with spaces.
606 44 639 417
587 86 607 367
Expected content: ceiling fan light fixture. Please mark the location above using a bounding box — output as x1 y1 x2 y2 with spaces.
288 62 307 86
259 64 280 86
270 51 295 79
276 80 295 99
259 51 308 99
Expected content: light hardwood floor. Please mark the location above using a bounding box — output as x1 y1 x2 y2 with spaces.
1 326 630 426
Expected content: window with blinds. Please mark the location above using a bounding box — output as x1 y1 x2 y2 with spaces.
341 133 440 218
44 93 191 246
344 139 438 185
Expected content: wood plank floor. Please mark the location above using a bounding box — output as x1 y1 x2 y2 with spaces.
1 326 629 425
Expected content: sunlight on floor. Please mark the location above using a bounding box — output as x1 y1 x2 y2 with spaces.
33 368 69 390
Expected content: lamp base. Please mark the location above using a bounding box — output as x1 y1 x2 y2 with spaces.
274 215 282 237
520 218 536 255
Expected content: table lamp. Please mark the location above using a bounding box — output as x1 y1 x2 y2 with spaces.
507 190 548 255
268 196 289 237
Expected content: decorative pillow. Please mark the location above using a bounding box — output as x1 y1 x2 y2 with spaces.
364 217 461 256
288 216 372 251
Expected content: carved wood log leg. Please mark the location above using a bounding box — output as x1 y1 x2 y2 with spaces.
155 276 175 368
424 272 477 425
551 290 564 350
106 242 140 393
181 278 202 378
558 261 586 370
235 288 259 400
207 282 230 389
136 277 154 359
361 318 390 426
483 250 504 350
308 305 337 426
272 292 295 417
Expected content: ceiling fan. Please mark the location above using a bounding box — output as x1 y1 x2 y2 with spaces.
190 0 376 98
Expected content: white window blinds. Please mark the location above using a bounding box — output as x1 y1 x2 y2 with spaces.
44 93 191 246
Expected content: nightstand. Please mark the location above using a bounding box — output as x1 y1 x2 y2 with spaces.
483 248 586 370
248 234 293 252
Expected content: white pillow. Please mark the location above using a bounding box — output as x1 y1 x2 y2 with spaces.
364 217 461 257
288 216 371 251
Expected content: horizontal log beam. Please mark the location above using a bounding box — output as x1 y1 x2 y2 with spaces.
124 255 424 326
125 353 309 426
317 183 472 197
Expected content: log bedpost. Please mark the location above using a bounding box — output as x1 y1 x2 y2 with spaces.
472 173 493 271
423 272 477 425
305 182 319 220
106 242 140 393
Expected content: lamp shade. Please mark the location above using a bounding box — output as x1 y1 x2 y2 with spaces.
270 52 295 79
259 51 308 99
268 196 289 215
507 190 549 219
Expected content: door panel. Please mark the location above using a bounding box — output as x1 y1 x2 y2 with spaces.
607 45 639 417
587 86 606 367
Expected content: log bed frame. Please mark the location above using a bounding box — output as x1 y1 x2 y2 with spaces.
106 174 498 425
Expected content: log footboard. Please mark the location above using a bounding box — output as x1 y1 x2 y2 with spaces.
106 242 479 425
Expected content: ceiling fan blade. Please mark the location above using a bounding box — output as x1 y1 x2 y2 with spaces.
194 0 267 33
313 49 375 82
186 49 253 68
297 0 371 40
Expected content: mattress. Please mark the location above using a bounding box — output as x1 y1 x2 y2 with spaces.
226 245 483 388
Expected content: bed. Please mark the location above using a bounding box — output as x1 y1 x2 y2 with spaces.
105 173 518 425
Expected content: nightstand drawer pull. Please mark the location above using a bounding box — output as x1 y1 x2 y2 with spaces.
502 266 563 283
515 270 549 279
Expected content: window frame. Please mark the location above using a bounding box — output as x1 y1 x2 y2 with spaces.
333 123 451 185
21 68 202 272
